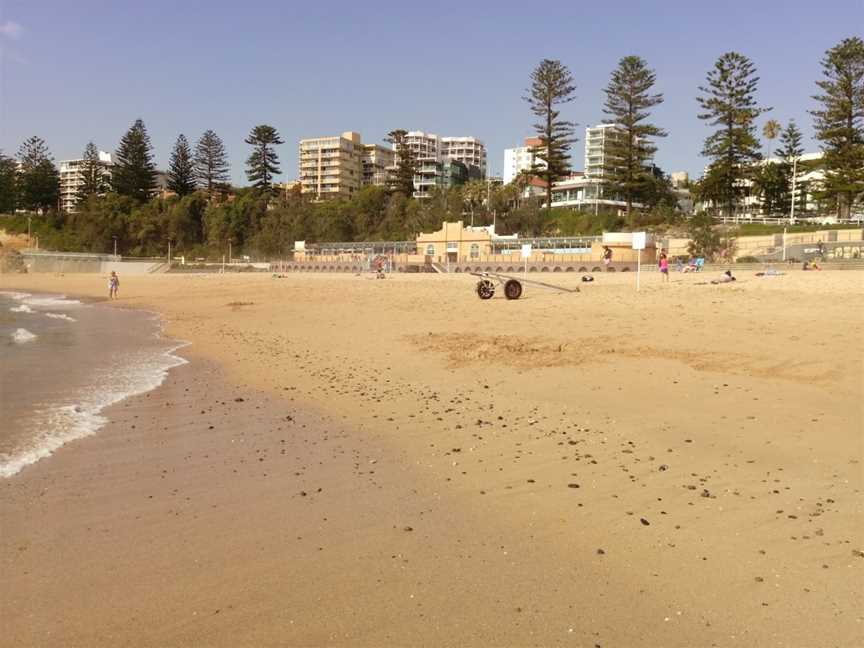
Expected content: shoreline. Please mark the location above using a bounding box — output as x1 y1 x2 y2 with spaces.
0 288 190 479
2 351 652 647
1 271 862 646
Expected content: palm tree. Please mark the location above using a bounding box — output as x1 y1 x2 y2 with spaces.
759 120 782 215
762 120 781 149
461 180 488 226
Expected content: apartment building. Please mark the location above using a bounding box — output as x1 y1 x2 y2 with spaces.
298 132 398 199
401 131 443 198
399 131 484 198
297 129 485 200
403 131 442 161
298 132 365 199
441 136 487 178
584 124 632 179
738 152 826 216
503 137 545 184
670 171 689 188
361 144 395 187
58 151 113 212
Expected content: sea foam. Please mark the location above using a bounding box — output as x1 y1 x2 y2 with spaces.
11 328 37 343
44 313 77 322
23 296 82 308
10 304 34 313
0 342 188 478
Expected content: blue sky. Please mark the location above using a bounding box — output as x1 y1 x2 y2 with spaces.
0 0 860 185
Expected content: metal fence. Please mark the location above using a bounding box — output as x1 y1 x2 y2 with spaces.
712 215 864 226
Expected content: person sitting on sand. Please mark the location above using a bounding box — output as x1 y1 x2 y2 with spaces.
683 256 698 273
710 270 736 284
802 260 821 271
108 271 120 299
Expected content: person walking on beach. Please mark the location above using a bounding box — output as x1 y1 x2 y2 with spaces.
602 245 613 269
658 249 669 282
108 271 120 299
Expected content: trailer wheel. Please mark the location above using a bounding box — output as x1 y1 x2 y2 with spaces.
504 279 523 300
476 279 495 300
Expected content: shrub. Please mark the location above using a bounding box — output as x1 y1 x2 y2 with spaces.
0 246 27 273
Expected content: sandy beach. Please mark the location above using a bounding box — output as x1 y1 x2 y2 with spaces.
1 269 862 647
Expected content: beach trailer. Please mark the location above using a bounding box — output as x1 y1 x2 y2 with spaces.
471 271 579 300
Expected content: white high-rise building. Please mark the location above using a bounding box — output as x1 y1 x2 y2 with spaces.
403 131 442 160
441 136 487 178
503 137 545 184
403 131 443 198
670 171 689 188
396 131 485 198
584 124 630 179
59 150 112 212
739 152 826 215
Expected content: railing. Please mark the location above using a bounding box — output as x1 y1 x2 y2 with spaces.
713 214 864 225
21 249 118 261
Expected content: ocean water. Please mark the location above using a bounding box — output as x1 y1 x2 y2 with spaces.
0 291 187 478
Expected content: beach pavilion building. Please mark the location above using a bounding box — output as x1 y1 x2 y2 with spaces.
284 221 657 274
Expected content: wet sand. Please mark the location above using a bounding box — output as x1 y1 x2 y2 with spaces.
1 270 862 646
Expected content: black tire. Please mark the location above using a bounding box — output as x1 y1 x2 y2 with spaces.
504 279 523 300
476 279 495 300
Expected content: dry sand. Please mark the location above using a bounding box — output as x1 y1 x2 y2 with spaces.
1 269 862 647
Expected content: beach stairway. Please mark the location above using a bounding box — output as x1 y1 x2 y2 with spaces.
430 262 448 274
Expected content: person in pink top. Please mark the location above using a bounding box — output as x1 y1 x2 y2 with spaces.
658 250 669 282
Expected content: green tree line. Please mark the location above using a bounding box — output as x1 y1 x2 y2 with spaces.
1 35 861 251
0 177 684 259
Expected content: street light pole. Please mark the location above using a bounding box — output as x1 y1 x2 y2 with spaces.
27 215 31 244
113 236 118 257
789 156 798 225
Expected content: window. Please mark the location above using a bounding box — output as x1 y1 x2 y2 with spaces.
470 243 479 259
425 244 435 257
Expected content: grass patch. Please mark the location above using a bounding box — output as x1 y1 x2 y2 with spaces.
735 223 862 236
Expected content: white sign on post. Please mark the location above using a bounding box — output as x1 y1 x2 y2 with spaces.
631 232 646 291
521 243 532 276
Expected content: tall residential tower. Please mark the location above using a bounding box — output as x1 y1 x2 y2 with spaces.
503 137 545 184
298 132 394 200
441 136 487 178
59 150 113 212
